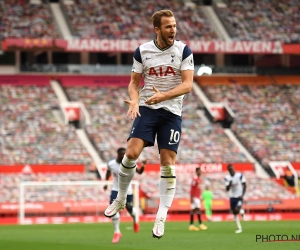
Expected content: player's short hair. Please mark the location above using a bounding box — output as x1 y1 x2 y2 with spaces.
196 167 201 172
117 147 126 154
151 10 174 28
227 164 234 170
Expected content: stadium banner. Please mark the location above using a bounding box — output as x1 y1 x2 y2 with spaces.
1 213 300 225
3 39 300 54
1 38 57 51
0 201 107 214
1 198 300 215
0 164 85 173
168 198 300 212
273 76 300 84
143 163 254 173
268 161 298 184
0 163 253 174
0 75 50 85
195 75 275 85
188 41 283 54
291 162 300 170
56 75 131 87
281 44 300 54
64 106 80 121
204 102 235 123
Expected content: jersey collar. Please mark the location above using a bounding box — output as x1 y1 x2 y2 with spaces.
154 39 173 51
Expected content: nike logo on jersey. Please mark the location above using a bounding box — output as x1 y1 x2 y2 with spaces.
145 57 151 60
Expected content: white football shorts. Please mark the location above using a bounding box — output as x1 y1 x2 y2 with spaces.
191 197 201 209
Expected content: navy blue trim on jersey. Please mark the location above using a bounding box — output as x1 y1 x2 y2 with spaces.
182 45 192 61
133 47 142 63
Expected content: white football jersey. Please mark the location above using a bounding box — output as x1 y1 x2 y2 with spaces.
107 159 133 194
132 39 194 116
224 172 246 198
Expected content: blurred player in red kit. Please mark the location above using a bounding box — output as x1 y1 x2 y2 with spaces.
189 167 207 231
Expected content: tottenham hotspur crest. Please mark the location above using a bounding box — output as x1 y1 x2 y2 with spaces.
171 55 175 63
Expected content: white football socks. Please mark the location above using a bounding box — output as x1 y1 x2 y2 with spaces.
130 207 137 223
234 214 242 230
156 165 176 220
117 155 137 202
112 212 120 233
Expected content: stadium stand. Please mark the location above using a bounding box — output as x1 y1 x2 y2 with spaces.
63 85 159 162
1 0 299 43
215 0 300 43
0 172 101 204
0 0 61 40
0 84 92 165
62 0 219 40
134 171 297 200
1 170 296 209
179 88 248 163
1 0 300 224
198 77 300 169
64 85 248 163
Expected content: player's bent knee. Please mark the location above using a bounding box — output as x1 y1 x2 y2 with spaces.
122 155 137 168
124 152 139 161
126 139 144 159
160 151 177 166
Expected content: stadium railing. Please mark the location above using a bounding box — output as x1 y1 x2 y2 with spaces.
20 64 300 75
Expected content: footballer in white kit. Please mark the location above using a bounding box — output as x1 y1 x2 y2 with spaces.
225 164 247 233
133 39 194 117
104 148 145 243
128 39 193 239
108 158 134 194
104 10 194 240
129 39 194 152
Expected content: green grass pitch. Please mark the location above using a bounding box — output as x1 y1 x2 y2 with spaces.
0 221 299 250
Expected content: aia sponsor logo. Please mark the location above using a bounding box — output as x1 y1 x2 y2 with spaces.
149 66 176 77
